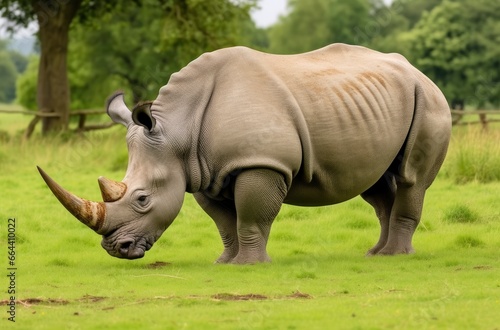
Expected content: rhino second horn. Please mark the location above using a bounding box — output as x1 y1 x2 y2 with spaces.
98 177 127 202
37 166 106 233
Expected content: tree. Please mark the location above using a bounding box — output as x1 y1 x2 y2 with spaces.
0 51 17 102
0 39 30 103
344 0 444 54
7 48 29 73
391 0 443 29
1 0 257 134
67 0 163 106
16 55 39 110
406 0 500 108
0 1 127 134
160 0 258 70
67 0 259 106
1 0 85 133
268 0 372 54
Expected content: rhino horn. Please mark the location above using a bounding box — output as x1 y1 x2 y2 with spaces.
98 176 127 202
37 166 106 233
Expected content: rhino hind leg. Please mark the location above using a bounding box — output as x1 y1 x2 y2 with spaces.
373 82 451 255
231 169 287 264
361 173 397 256
193 193 239 263
377 184 426 255
363 176 425 256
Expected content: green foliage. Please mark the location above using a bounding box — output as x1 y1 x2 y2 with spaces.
1 0 131 134
266 0 447 55
68 0 165 105
391 0 443 28
265 0 498 109
68 27 130 109
268 0 372 54
15 55 38 109
0 51 17 102
0 0 122 30
0 0 36 30
160 0 259 67
67 0 258 105
7 47 28 72
359 0 442 55
406 0 500 107
0 39 30 103
356 1 410 53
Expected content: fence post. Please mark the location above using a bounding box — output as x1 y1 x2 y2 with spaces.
479 113 488 130
77 114 86 133
24 116 41 140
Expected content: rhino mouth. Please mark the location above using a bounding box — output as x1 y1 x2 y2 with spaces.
101 231 154 259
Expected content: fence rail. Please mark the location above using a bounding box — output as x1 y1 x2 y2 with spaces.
1 108 499 139
0 108 115 139
450 110 500 130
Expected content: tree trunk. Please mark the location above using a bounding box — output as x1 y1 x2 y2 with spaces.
33 0 82 134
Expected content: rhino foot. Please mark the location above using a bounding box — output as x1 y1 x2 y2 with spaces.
214 252 238 264
365 242 386 256
229 252 271 264
377 245 415 255
366 244 415 256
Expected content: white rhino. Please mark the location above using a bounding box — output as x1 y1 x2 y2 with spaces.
38 44 451 264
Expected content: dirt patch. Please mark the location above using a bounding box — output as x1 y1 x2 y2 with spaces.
2 291 313 308
77 294 107 303
456 265 493 271
1 295 107 306
211 291 313 301
0 298 70 306
145 261 171 269
287 291 312 299
212 293 268 301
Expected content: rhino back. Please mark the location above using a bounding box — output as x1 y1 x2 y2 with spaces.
155 45 434 204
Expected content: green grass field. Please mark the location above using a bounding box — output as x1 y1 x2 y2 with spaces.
1 111 499 329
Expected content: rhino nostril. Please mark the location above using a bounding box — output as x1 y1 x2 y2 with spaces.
118 240 133 256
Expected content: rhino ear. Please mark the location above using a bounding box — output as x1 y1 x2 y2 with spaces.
106 92 132 127
132 101 156 132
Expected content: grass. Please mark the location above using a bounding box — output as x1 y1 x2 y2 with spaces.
443 204 479 224
1 113 500 329
442 125 500 183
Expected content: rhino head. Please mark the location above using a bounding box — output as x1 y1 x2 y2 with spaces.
38 92 186 259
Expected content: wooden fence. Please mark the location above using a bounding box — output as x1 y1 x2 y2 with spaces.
0 109 115 139
451 110 500 130
1 108 499 139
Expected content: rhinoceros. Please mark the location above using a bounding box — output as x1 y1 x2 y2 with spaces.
38 44 451 264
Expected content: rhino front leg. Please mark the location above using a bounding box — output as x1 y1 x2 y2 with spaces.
231 169 287 264
194 193 239 263
361 173 396 256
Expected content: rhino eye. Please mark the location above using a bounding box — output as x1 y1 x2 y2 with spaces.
137 195 149 206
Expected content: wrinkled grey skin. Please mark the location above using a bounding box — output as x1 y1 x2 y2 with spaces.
43 44 451 264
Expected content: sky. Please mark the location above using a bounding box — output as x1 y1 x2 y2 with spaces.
251 0 288 28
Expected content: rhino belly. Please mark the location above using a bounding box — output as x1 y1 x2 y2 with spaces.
284 161 392 207
283 129 404 207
